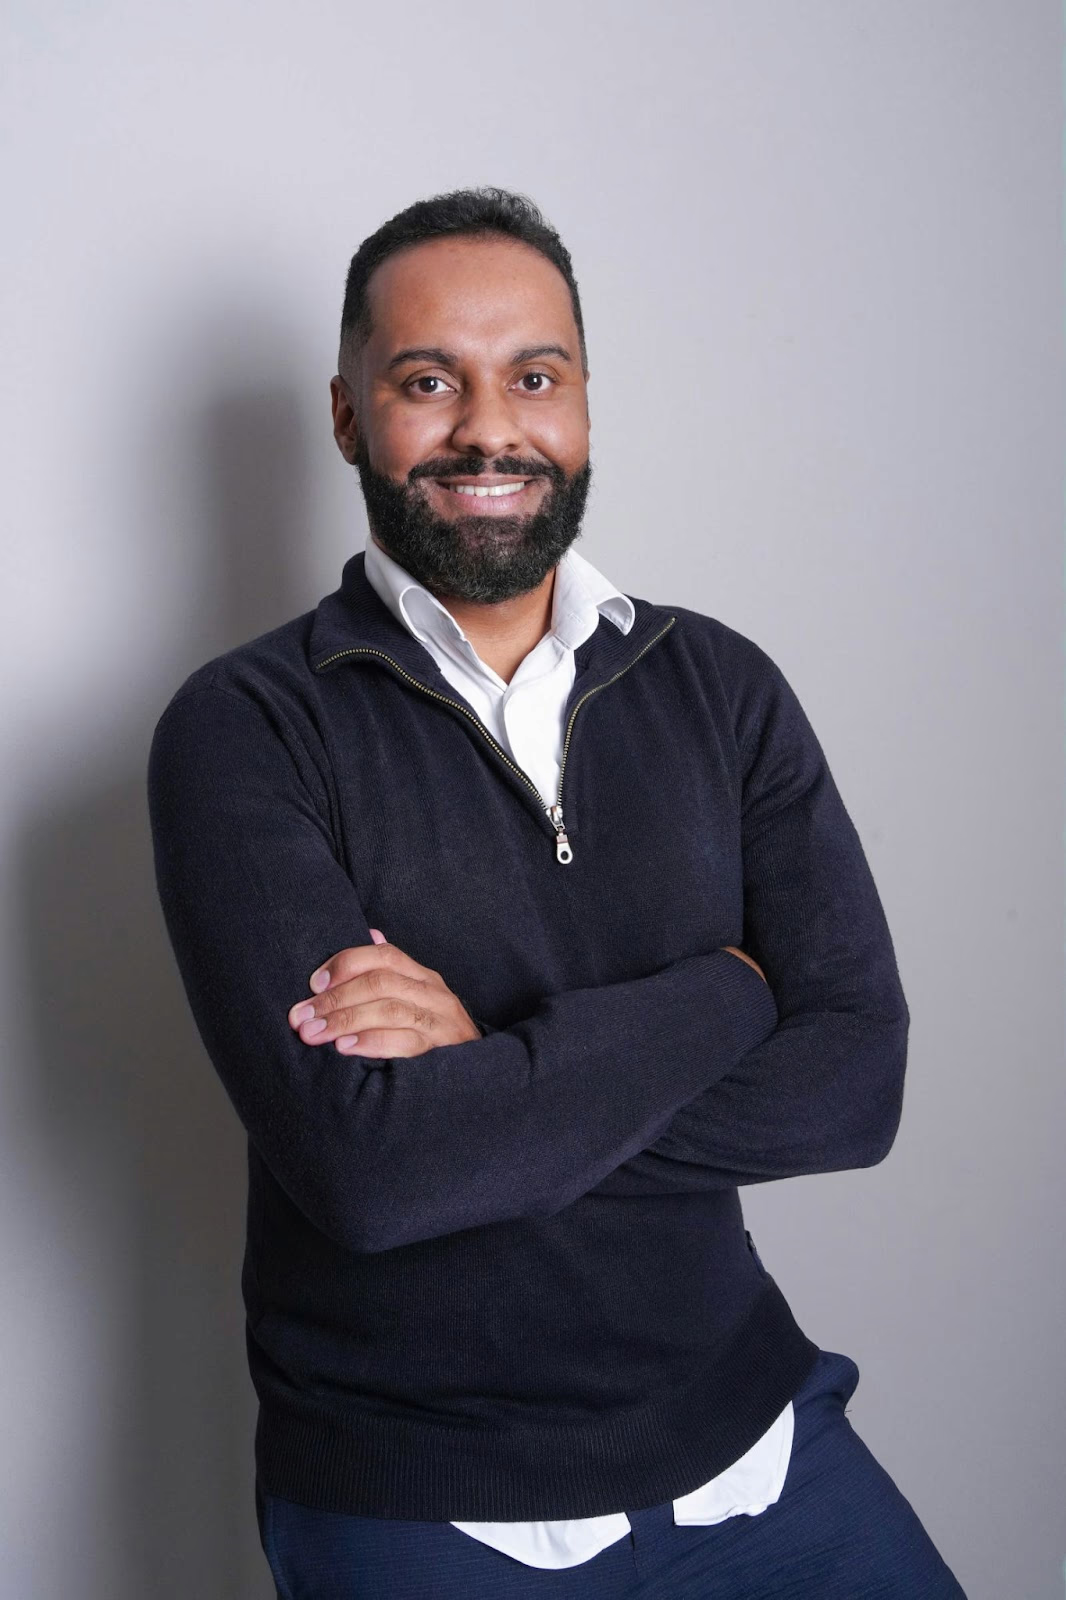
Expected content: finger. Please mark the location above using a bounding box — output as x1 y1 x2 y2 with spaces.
307 939 385 994
308 938 434 997
294 991 440 1045
334 1027 428 1059
290 968 431 1031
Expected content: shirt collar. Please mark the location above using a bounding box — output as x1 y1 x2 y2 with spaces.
363 534 635 659
309 549 674 691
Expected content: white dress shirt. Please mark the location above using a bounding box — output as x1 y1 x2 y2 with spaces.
362 532 794 1569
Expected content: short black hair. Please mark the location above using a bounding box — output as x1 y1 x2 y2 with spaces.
337 186 587 376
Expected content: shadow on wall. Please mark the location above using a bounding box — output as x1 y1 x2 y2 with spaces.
17 376 319 1599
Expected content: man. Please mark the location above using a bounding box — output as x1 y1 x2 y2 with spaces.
147 188 966 1597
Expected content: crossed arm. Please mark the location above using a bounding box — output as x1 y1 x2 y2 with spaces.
147 657 908 1254
591 660 913 1200
282 931 765 1057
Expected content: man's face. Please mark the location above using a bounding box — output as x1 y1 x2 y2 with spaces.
330 234 592 603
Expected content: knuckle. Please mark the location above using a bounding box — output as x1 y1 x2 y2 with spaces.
326 948 357 980
374 1034 413 1058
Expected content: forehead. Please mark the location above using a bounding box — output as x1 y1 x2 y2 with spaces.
364 235 578 358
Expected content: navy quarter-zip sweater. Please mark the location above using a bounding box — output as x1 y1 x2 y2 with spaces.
146 550 909 1522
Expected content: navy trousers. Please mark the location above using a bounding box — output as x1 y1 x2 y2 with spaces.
255 1349 967 1598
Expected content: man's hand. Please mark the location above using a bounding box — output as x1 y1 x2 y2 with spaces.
287 929 483 1058
288 934 764 1062
722 945 766 982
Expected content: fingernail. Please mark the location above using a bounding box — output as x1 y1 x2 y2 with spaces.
302 1018 327 1038
336 1035 360 1051
310 969 330 992
290 1002 316 1024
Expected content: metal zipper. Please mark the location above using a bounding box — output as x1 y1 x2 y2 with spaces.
313 614 676 864
549 614 677 861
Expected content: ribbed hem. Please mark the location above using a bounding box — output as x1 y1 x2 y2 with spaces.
253 1281 819 1521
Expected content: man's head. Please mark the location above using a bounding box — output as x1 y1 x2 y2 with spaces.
330 188 592 603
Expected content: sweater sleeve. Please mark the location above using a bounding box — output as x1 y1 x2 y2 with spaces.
147 683 779 1254
590 647 910 1201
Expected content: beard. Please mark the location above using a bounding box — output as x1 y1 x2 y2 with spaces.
354 444 593 604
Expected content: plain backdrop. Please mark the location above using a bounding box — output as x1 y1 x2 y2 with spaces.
1 3 1062 1597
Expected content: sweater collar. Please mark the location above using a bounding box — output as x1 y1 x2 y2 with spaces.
309 550 673 689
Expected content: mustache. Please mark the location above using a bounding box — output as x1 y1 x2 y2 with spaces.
407 456 564 485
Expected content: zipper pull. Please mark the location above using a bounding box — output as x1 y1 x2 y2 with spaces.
548 804 573 865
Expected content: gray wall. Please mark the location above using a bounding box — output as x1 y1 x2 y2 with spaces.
2 4 1061 1597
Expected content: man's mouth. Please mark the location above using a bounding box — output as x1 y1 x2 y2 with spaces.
424 474 547 516
442 480 531 499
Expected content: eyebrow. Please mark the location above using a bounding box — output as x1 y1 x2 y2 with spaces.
386 343 574 372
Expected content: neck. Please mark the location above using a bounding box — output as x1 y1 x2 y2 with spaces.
439 568 557 685
371 535 559 684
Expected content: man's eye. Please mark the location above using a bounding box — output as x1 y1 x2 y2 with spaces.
408 376 452 395
516 371 554 392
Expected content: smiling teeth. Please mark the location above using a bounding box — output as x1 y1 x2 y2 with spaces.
447 482 528 497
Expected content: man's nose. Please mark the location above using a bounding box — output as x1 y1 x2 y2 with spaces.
447 383 523 459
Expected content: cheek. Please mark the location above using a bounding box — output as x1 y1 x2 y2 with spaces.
371 403 450 473
533 406 589 472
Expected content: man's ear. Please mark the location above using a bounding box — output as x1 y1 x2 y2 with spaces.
330 374 361 465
